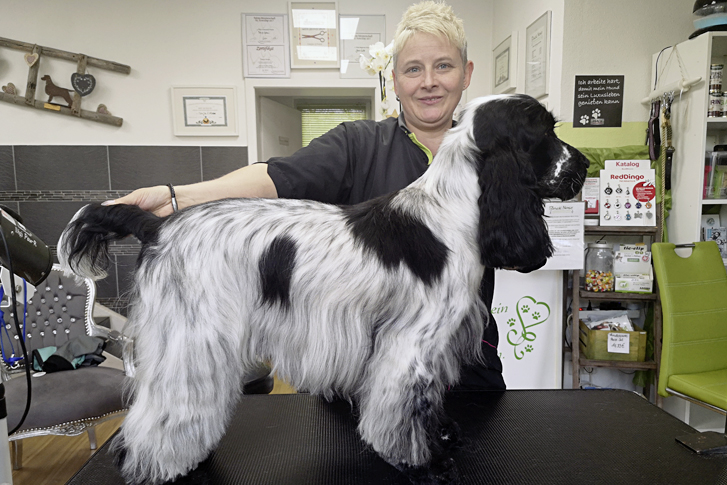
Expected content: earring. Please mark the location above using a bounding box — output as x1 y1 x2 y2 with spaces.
396 95 400 101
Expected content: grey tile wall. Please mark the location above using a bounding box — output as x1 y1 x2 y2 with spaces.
0 144 248 315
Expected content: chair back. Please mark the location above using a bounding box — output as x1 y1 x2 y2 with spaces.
0 264 97 373
652 241 727 397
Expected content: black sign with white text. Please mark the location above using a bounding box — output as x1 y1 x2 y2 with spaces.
573 75 624 128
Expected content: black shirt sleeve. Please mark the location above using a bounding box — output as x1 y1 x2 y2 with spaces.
266 123 354 204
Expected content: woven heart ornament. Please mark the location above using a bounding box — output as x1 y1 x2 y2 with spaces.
24 53 39 67
71 73 96 96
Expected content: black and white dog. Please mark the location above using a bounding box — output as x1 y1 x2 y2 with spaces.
58 94 588 484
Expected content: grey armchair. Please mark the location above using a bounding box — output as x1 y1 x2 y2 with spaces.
1 264 129 469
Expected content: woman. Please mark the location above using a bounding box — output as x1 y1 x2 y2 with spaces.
106 1 505 390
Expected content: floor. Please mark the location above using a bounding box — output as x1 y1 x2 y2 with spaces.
8 376 296 485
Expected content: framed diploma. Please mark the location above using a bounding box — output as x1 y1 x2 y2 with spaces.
525 11 551 99
171 86 239 137
339 14 385 79
492 33 517 94
288 1 339 69
242 13 291 78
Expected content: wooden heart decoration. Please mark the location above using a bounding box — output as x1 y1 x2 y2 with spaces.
71 73 96 96
24 53 39 67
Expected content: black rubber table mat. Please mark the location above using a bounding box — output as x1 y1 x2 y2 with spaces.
68 390 727 484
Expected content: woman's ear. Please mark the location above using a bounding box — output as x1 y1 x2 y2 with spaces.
476 144 553 270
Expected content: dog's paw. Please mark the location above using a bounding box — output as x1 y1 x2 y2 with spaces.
435 418 461 452
398 457 460 485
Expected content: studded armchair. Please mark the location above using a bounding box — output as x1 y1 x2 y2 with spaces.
0 264 129 469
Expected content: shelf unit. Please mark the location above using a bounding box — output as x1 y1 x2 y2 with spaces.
654 32 727 243
569 224 662 405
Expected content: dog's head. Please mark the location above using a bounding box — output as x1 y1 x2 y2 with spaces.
464 94 589 270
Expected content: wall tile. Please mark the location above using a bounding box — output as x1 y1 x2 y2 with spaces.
18 201 86 248
201 146 248 181
14 146 109 190
0 146 15 191
109 146 202 190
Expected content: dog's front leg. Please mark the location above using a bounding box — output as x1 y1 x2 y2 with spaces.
357 346 459 484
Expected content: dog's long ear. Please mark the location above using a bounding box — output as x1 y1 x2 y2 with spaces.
473 107 553 270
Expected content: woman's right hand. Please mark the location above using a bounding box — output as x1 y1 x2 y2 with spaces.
102 185 175 217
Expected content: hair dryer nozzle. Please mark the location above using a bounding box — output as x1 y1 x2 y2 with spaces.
0 207 52 286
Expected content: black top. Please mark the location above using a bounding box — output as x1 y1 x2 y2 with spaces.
267 116 430 205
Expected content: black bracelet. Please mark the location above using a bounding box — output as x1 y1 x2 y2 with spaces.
166 183 178 212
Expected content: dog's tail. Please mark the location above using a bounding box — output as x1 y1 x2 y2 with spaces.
58 203 163 280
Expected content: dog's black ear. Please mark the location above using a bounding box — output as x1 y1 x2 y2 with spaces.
473 106 553 270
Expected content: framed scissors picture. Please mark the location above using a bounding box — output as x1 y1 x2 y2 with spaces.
288 1 339 69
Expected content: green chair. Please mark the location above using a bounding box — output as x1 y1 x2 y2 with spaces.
652 241 727 453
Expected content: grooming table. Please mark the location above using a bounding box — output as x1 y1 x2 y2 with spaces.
67 390 727 484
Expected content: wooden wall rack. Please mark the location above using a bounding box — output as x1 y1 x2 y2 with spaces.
0 36 130 126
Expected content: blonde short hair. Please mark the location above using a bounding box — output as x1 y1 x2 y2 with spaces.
393 1 467 70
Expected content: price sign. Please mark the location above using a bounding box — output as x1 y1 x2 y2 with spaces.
607 333 630 354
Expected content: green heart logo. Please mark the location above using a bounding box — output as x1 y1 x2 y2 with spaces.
506 296 551 360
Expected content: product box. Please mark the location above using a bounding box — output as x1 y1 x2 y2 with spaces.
579 320 647 362
615 272 653 293
582 177 600 215
599 168 657 226
613 245 653 293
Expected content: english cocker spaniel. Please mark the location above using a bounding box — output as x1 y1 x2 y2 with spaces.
58 94 588 484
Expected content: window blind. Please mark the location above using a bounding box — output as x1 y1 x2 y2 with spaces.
300 105 367 147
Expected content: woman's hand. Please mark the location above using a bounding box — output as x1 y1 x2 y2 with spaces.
102 185 174 217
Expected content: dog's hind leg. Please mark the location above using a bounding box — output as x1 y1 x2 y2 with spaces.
113 284 246 484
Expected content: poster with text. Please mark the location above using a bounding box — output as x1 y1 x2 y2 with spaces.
573 75 624 128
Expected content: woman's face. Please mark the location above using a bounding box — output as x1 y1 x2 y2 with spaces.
393 32 474 132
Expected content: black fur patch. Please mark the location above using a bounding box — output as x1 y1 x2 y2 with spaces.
258 236 298 308
343 194 449 286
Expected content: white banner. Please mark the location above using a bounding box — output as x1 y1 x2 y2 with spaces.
492 269 562 389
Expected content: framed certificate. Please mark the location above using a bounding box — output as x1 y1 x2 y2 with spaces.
242 13 291 78
171 86 238 136
339 14 385 79
493 33 517 94
525 11 551 99
288 1 339 69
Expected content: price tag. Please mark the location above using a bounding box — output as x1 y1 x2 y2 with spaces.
607 333 630 354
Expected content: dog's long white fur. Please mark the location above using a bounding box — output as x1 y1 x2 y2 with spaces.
57 95 586 484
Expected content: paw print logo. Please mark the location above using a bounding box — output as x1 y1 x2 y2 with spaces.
507 318 517 327
579 114 589 125
532 311 540 320
521 305 530 313
525 345 534 353
591 108 601 120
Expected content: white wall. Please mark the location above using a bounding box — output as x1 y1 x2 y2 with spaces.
0 0 492 149
492 0 565 116
560 0 695 123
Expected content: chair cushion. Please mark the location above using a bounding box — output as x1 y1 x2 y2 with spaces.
5 366 127 433
668 368 727 411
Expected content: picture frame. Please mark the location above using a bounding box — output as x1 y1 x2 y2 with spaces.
525 11 551 99
339 14 385 79
171 86 238 137
242 13 291 78
492 33 517 94
288 1 339 69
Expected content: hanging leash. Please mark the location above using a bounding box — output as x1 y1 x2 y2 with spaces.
660 92 674 241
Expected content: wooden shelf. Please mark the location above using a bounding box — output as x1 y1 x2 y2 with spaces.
578 289 657 301
579 358 657 370
584 226 658 235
